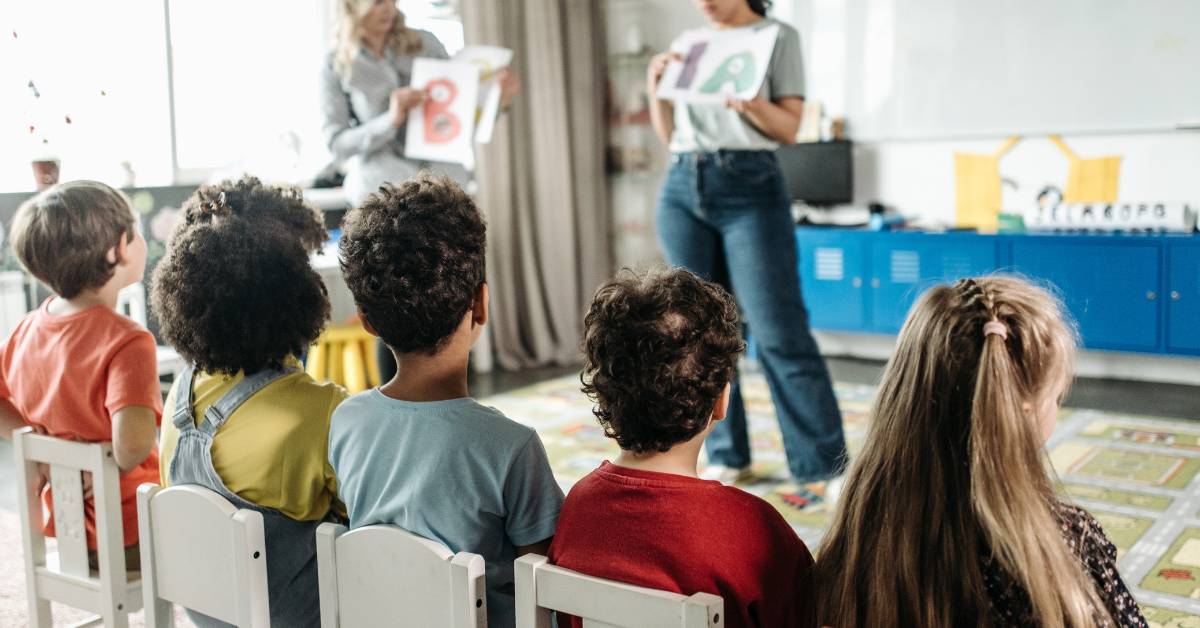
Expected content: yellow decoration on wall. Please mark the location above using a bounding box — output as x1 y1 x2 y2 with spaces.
1049 135 1122 202
955 136 1020 231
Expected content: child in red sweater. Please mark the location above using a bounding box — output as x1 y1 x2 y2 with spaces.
548 268 815 628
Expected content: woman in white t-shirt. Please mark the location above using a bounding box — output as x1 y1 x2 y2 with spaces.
647 0 847 496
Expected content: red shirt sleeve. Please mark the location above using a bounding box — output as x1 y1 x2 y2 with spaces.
752 505 818 628
105 331 163 423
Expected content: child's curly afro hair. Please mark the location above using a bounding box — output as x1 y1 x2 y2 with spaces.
151 176 330 375
580 267 745 454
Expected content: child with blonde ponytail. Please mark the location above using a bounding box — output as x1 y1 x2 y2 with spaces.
815 275 1146 627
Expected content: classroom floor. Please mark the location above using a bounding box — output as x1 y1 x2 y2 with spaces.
0 358 1197 626
477 359 1200 626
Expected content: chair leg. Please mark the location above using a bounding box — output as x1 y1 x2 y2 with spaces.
144 598 173 628
27 596 51 628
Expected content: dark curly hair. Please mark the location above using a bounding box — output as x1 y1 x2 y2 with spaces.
339 174 486 355
581 268 745 454
151 176 330 375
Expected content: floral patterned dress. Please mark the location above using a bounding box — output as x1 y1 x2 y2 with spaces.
980 502 1148 627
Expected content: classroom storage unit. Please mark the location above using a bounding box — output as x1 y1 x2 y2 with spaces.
794 229 871 331
794 228 1200 357
1168 240 1200 354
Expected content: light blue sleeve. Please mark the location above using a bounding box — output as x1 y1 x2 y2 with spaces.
502 433 564 547
769 23 806 99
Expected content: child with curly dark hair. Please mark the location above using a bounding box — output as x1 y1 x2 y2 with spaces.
330 174 562 628
548 267 817 628
151 176 346 628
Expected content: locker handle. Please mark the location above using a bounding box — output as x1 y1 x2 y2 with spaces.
1146 291 1157 301
1171 291 1181 301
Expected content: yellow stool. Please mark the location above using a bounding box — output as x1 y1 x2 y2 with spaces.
306 323 381 394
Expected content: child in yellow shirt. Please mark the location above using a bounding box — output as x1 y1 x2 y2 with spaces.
152 176 345 628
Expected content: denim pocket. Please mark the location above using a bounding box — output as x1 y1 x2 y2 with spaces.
715 151 777 186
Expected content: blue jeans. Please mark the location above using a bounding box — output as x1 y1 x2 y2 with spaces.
656 150 848 482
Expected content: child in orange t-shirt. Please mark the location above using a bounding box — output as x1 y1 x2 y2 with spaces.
0 180 163 568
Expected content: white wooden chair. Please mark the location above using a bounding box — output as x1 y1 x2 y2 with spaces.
116 283 148 327
13 427 143 627
137 484 269 627
514 554 724 628
316 523 487 628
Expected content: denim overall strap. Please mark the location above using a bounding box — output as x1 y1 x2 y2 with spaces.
167 365 325 628
168 366 295 490
171 364 199 431
198 367 295 435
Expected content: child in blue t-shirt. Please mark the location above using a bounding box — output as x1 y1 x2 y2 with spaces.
329 174 563 628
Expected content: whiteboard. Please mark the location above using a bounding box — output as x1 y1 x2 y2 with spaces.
834 0 1200 140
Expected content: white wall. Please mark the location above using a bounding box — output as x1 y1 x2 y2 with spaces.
778 0 1200 225
855 133 1200 228
774 0 1200 380
605 0 706 56
605 0 708 270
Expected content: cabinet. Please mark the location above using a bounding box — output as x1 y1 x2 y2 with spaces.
1009 238 1161 352
795 230 870 330
1168 241 1200 354
793 228 1198 358
869 234 1000 333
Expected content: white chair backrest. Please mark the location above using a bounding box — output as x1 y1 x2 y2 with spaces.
515 555 724 628
0 270 29 337
137 484 269 628
13 427 140 627
316 523 487 628
116 282 148 327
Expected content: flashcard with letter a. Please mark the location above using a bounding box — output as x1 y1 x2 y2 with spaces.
656 23 779 104
404 58 480 165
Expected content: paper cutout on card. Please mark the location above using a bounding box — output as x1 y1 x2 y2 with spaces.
657 24 779 104
452 45 513 144
423 79 463 143
955 136 1021 231
405 58 479 165
701 51 758 93
1048 135 1122 203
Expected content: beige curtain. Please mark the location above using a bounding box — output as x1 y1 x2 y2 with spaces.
462 0 611 369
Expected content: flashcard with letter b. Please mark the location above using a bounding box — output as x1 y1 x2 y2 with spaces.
404 58 480 165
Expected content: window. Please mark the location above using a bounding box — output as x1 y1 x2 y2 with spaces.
0 1 465 193
168 0 327 182
0 0 172 191
398 0 464 56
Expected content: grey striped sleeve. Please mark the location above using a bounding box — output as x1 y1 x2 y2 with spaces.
320 55 397 160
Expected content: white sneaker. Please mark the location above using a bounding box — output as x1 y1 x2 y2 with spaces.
700 465 754 485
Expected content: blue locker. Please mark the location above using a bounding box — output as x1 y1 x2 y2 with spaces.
869 233 1000 333
795 229 871 331
1010 238 1161 352
1167 240 1200 354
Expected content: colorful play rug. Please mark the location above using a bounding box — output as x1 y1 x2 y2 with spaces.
481 371 1200 626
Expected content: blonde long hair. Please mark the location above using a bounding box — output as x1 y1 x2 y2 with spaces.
815 275 1110 627
332 0 424 80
